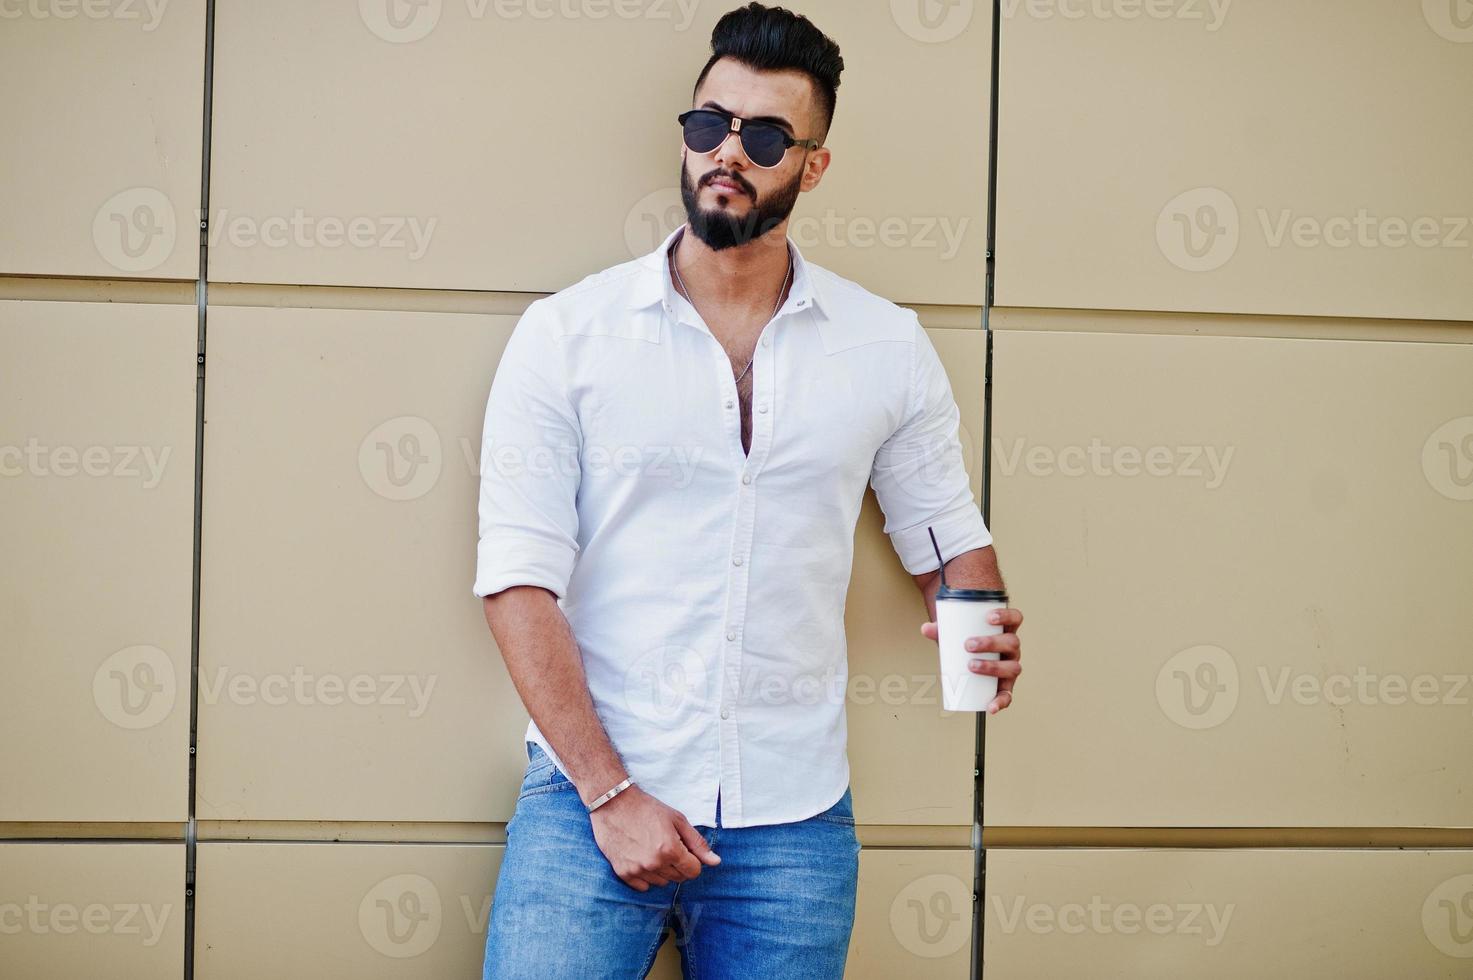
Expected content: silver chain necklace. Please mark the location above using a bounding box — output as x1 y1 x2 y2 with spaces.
670 234 792 386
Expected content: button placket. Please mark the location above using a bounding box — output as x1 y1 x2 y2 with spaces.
713 296 800 827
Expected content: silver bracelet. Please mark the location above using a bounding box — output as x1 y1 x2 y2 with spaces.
585 777 634 813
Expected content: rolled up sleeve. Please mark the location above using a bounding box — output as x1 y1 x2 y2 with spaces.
870 314 992 575
473 299 582 599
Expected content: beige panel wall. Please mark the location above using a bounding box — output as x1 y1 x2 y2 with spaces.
41 2 1473 978
195 305 982 827
0 300 196 823
6 3 989 973
985 5 1473 974
846 328 989 826
0 3 205 280
0 843 186 978
193 842 973 979
984 328 1473 828
196 305 524 822
984 848 1473 977
994 2 1473 321
206 0 988 304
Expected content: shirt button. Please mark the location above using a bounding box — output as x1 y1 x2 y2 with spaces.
761 336 770 347
741 474 751 485
725 399 734 409
721 707 731 719
732 556 743 566
758 404 768 414
726 631 737 641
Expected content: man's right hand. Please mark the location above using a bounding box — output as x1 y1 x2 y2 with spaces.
587 785 721 892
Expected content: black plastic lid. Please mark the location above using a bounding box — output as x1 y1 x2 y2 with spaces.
936 586 1008 602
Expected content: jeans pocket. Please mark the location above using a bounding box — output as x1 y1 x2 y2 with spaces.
813 787 856 826
517 744 576 800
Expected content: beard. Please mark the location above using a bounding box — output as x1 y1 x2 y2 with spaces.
679 157 803 251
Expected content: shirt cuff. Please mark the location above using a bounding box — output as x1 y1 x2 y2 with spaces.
473 535 577 600
889 504 993 576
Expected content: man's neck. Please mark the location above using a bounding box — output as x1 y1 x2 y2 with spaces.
669 224 792 315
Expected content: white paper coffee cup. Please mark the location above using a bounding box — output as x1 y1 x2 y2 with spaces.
935 587 1009 712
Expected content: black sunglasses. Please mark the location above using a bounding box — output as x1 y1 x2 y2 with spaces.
677 109 821 169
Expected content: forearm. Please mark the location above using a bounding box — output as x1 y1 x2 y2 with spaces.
913 544 1005 623
482 586 629 805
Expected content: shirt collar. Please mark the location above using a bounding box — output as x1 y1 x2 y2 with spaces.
625 223 827 321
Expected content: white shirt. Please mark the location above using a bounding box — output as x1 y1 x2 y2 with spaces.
474 224 991 828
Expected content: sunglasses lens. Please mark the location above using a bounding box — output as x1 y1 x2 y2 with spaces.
741 125 787 168
682 111 729 154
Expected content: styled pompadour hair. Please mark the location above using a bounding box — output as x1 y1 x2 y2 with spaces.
693 3 845 144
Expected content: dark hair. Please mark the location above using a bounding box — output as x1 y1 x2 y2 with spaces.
692 3 844 144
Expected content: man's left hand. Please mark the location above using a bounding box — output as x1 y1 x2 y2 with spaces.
920 606 1024 715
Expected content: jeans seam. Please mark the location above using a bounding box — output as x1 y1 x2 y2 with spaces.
637 908 669 978
672 892 697 980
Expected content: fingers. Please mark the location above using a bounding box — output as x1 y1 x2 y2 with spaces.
968 658 1022 680
636 868 674 889
618 831 713 892
656 832 704 882
985 689 1013 716
676 819 722 867
618 864 672 891
991 607 1024 631
965 633 1021 659
920 621 938 642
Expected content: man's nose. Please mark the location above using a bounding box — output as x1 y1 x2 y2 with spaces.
712 129 750 171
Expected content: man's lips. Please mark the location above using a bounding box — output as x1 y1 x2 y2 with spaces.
706 179 746 195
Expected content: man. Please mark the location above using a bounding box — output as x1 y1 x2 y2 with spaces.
476 4 1023 977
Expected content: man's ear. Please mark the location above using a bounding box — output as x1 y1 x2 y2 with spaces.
800 147 831 192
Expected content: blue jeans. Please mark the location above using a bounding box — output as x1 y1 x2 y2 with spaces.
483 742 860 979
